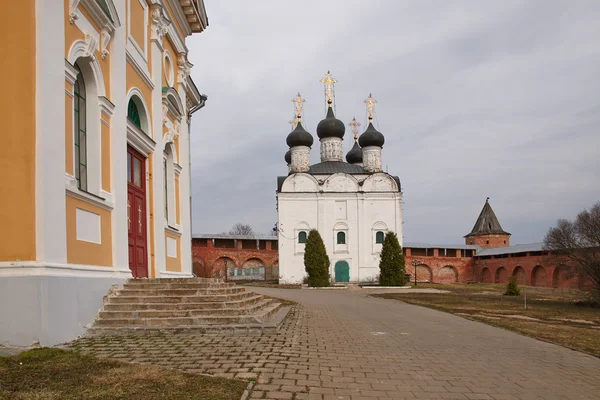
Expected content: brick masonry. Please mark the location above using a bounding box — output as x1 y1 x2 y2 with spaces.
192 237 279 280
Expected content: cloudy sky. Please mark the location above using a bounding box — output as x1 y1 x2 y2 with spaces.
186 0 600 245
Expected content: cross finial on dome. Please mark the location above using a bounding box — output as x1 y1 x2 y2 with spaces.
291 92 306 125
320 70 338 107
364 93 377 122
349 117 361 141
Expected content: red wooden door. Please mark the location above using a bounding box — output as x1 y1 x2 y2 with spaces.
127 146 148 278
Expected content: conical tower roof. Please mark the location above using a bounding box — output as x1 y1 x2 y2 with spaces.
464 198 510 237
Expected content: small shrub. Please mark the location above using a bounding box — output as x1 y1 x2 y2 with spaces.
504 276 521 296
303 230 330 287
378 232 405 286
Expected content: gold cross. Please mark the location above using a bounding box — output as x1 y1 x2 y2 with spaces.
349 117 361 141
319 70 338 106
364 93 377 122
291 92 305 126
288 119 296 129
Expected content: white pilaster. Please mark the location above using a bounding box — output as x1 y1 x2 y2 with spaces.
111 0 129 271
36 0 67 263
150 19 166 277
177 79 192 276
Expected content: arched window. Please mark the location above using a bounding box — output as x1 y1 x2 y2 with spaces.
375 231 384 244
298 231 307 244
164 145 174 224
128 98 141 129
337 232 346 245
74 63 87 191
163 156 168 218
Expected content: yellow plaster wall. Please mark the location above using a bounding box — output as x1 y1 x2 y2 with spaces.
164 231 182 272
101 115 111 192
65 85 74 175
0 1 36 261
66 196 113 266
130 0 145 52
126 61 153 117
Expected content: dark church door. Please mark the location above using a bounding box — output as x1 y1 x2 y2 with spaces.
127 145 148 278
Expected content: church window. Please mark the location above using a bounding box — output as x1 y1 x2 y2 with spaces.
375 231 384 244
127 99 142 129
298 231 307 244
337 232 346 245
73 63 87 191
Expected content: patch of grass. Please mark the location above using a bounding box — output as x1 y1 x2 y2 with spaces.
0 348 247 400
374 284 600 356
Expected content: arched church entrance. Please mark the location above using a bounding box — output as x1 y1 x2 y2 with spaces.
334 261 350 283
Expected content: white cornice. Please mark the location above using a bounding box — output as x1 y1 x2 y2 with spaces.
65 60 78 85
127 120 157 156
166 0 192 37
98 96 115 116
81 0 120 31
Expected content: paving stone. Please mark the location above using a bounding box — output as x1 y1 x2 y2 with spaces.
71 287 600 400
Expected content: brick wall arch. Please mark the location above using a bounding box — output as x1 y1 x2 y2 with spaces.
438 265 458 283
531 265 548 287
512 266 526 285
495 266 508 284
481 267 493 283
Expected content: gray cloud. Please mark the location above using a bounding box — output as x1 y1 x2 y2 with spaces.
186 0 600 244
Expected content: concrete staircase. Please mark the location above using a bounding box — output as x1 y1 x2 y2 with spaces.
88 278 286 335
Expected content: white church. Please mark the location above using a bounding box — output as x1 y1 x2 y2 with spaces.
276 73 403 284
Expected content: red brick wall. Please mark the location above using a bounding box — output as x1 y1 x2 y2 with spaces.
192 238 279 280
465 234 510 248
404 248 475 284
473 253 587 289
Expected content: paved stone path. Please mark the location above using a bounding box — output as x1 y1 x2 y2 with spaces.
71 286 600 400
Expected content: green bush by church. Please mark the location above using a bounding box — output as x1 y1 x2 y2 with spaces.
379 232 405 286
304 230 330 287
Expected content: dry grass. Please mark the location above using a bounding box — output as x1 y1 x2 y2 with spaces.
374 284 600 356
0 348 247 400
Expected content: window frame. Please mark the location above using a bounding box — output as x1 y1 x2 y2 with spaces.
337 231 346 245
298 231 307 244
375 231 385 244
74 63 88 191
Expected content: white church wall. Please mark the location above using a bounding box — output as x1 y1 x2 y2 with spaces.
281 173 319 192
278 174 403 284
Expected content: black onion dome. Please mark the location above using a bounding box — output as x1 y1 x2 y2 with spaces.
358 122 385 147
284 149 291 164
286 121 314 148
346 141 363 164
316 107 345 139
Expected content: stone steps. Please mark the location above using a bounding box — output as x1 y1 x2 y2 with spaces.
89 278 286 334
103 294 266 311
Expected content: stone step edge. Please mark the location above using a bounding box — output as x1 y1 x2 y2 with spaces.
99 299 274 316
93 302 282 327
86 306 291 336
102 296 265 309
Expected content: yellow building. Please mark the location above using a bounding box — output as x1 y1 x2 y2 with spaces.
0 0 208 346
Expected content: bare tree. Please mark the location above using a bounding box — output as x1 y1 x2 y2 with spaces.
544 201 600 298
229 223 254 236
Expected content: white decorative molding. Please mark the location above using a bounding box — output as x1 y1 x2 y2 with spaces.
65 60 78 85
67 40 107 97
81 0 121 30
166 236 177 258
66 182 115 211
150 4 171 43
362 146 382 173
165 0 192 37
84 33 98 61
163 50 175 87
126 0 149 64
125 50 155 90
98 96 115 117
177 54 193 84
100 29 111 59
162 104 169 125
290 146 311 173
69 0 81 24
0 261 132 278
320 137 343 162
174 163 182 174
76 208 101 244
